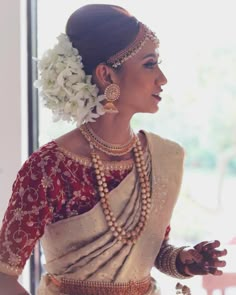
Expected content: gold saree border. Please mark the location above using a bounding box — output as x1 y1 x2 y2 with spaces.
47 273 152 295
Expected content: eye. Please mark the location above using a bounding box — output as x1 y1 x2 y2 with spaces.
144 59 162 69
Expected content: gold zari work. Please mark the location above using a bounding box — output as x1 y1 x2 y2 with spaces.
48 274 151 295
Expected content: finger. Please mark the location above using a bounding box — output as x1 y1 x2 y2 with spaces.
208 249 228 258
219 249 227 256
202 240 220 251
208 268 223 276
185 263 209 276
194 241 209 252
201 249 227 261
208 260 227 268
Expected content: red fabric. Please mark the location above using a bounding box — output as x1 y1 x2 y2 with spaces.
164 225 171 240
0 141 131 269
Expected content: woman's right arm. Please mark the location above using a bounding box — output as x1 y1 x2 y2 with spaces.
0 151 53 295
0 272 29 295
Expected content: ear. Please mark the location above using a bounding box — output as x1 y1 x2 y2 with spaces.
93 63 118 91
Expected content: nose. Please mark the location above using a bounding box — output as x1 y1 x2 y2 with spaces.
156 68 168 86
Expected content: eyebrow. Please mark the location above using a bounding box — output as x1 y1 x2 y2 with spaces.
142 53 159 60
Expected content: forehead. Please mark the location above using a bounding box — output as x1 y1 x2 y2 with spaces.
138 40 159 58
125 40 159 66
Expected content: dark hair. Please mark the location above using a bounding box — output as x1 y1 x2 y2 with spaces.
65 4 139 74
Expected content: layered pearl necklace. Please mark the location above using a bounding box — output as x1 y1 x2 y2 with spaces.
80 123 136 156
79 124 151 245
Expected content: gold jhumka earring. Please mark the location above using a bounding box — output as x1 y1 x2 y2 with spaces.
103 83 120 113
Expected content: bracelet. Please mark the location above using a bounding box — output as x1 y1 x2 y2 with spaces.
155 245 193 279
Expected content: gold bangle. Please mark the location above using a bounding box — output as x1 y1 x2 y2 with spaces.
156 245 193 279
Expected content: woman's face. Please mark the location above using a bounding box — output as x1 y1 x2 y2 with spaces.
115 40 167 115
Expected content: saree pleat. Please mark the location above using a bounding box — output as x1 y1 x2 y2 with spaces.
37 131 184 294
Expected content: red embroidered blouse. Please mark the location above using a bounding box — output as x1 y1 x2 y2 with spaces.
0 141 170 275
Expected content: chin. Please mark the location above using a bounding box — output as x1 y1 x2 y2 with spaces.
139 107 159 115
146 105 159 113
151 105 159 113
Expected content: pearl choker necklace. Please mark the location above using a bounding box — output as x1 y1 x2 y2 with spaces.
80 124 137 156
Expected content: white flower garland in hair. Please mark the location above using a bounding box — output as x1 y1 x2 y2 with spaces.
34 33 105 126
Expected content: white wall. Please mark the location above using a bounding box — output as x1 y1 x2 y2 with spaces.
0 0 28 222
0 0 30 291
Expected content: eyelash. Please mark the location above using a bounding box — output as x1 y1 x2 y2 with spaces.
144 60 162 69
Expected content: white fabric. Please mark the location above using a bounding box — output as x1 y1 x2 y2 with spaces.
37 131 184 294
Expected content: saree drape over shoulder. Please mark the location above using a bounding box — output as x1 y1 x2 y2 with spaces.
37 131 184 295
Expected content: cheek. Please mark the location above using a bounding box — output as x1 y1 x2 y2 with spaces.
121 74 148 92
118 68 153 98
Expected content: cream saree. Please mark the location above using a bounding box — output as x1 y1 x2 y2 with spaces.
37 131 184 295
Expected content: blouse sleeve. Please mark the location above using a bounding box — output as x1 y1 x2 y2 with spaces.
0 152 52 276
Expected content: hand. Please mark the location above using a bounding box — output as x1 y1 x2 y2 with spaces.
178 240 227 276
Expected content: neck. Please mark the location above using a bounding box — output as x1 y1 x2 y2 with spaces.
87 114 134 145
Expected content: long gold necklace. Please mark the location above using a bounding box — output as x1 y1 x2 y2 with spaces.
89 136 151 245
80 123 137 156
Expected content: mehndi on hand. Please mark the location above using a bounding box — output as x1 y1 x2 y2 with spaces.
177 240 227 276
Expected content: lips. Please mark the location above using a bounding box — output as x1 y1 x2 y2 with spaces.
152 89 163 101
152 94 162 101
